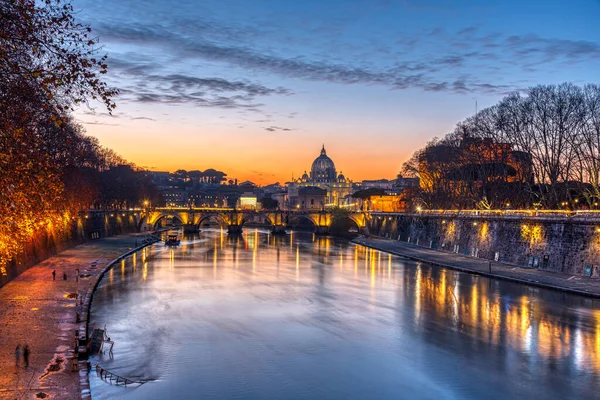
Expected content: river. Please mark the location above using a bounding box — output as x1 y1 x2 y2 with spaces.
89 229 600 400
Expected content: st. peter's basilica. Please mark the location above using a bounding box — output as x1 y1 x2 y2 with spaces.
287 145 353 208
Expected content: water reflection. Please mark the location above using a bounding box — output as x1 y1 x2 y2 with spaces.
90 230 600 400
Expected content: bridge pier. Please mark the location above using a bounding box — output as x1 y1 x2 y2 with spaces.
314 226 330 236
271 225 287 235
183 224 199 234
227 224 243 235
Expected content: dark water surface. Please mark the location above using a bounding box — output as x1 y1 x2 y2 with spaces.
89 230 600 400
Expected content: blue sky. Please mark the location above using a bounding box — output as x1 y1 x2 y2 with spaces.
74 0 600 183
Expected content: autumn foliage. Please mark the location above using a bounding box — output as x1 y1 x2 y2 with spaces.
0 1 155 273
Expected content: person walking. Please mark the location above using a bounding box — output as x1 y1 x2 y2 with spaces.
63 271 67 280
52 269 56 281
23 344 30 368
15 344 21 366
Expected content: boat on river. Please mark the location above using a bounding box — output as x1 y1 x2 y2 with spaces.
165 231 181 246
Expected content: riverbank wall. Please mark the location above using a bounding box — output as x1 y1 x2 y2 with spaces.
1 210 143 288
367 212 600 277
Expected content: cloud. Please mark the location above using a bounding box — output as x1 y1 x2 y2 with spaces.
82 110 122 118
98 23 505 94
111 69 292 110
250 169 275 177
82 120 119 126
264 126 296 132
503 34 600 63
92 13 599 98
131 116 155 121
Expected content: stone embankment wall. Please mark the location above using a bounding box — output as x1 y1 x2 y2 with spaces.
2 210 141 288
368 213 600 277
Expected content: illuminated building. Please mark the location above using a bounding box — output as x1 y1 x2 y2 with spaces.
237 192 259 210
288 187 327 210
287 145 353 208
418 136 533 205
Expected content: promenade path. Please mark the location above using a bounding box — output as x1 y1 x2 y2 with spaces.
354 236 600 298
0 234 152 400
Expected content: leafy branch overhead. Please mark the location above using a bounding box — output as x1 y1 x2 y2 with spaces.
0 0 118 115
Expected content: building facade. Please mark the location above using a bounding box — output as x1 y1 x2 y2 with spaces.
287 145 353 209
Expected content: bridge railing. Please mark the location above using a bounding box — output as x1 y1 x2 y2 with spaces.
95 363 146 386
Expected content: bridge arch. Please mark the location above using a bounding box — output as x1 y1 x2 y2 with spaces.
152 214 185 229
145 210 190 230
196 213 228 227
347 213 367 229
241 211 283 227
287 214 318 231
330 215 361 232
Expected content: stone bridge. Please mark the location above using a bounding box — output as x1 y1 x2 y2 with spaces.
143 207 369 235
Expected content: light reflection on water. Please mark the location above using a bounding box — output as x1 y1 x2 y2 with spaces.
90 229 600 400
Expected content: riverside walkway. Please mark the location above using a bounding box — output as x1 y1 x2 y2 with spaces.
0 234 154 400
354 236 600 298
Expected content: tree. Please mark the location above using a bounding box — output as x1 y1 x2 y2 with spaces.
260 197 279 210
0 0 117 117
0 0 127 274
403 82 597 209
579 84 600 203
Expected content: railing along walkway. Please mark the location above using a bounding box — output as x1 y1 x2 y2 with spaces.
372 209 600 222
96 363 147 386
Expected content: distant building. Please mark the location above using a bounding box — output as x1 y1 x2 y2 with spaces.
237 192 259 210
287 145 353 208
418 136 533 194
271 191 287 209
289 187 327 210
162 188 188 207
188 191 227 208
369 194 404 212
394 175 419 192
361 179 394 191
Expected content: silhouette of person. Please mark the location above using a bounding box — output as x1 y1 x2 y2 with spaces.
15 344 21 366
63 272 67 280
23 344 30 367
52 270 56 281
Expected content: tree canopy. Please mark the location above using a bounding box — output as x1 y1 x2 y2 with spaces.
1 0 117 117
406 83 600 209
0 1 152 273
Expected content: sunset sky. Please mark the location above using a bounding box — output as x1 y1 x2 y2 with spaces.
73 0 600 185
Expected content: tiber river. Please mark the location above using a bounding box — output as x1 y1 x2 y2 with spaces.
89 229 600 400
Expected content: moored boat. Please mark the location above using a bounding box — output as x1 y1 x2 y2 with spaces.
165 231 180 246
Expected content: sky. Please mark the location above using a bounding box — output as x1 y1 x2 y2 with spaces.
72 0 600 185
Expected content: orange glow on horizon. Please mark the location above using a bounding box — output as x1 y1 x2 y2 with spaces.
82 122 411 185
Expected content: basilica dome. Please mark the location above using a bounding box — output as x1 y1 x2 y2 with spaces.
310 145 337 182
